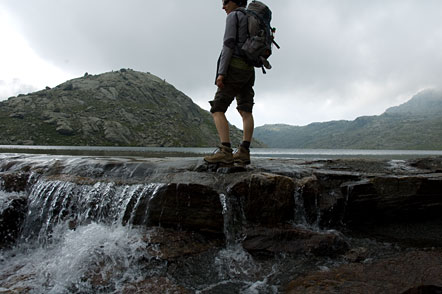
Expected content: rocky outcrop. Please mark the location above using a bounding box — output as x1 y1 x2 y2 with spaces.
342 174 442 225
0 69 260 147
228 173 296 226
287 250 442 294
1 154 442 293
242 226 349 256
1 155 442 246
123 183 224 234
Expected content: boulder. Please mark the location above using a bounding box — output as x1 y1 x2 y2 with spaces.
124 183 224 235
81 117 102 135
410 157 442 173
56 121 75 135
286 250 442 294
228 173 295 226
9 112 24 119
342 175 442 225
0 194 27 248
242 226 349 257
143 228 223 259
103 121 131 144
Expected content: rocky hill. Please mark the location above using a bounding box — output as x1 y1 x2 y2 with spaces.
255 89 442 150
0 69 252 147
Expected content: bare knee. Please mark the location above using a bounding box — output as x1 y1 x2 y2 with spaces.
238 110 252 118
212 111 225 119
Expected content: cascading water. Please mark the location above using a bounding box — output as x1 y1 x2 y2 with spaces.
0 154 407 293
292 185 324 231
293 186 309 226
21 179 158 244
0 173 169 294
1 168 290 293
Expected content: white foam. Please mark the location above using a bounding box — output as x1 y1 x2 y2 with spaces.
0 223 149 294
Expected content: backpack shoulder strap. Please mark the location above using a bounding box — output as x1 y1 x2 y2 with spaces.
233 8 249 42
235 7 247 15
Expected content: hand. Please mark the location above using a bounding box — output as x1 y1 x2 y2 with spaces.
216 75 225 88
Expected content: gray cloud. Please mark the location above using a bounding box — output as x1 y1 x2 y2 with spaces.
2 0 442 127
0 79 38 99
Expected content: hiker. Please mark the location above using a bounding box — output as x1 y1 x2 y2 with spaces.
204 0 254 166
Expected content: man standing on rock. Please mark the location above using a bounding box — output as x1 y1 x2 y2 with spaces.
204 0 255 166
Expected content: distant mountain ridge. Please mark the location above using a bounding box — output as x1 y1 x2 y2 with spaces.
0 69 254 147
255 89 442 150
385 89 442 116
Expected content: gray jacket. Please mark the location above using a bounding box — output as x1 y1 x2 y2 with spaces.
217 8 249 77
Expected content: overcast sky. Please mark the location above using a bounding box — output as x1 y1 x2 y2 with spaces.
1 0 442 128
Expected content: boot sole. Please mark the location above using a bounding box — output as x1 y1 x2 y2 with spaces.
204 159 234 166
234 159 251 165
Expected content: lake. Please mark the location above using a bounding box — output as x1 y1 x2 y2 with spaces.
1 145 442 160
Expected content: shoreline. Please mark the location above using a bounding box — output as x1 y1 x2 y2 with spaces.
1 145 442 160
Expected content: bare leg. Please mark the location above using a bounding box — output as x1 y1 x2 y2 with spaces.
212 112 230 143
238 110 254 142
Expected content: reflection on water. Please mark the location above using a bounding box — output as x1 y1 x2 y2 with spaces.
1 145 442 159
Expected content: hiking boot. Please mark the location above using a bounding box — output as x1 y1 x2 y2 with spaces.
204 145 234 165
233 145 251 165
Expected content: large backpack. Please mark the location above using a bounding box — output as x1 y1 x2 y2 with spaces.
239 1 280 73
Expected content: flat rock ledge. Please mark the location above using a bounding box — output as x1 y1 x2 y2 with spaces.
1 154 442 293
287 249 442 294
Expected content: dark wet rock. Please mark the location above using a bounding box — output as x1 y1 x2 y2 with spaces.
124 183 224 235
0 194 27 248
0 273 33 294
0 173 30 192
143 228 223 259
402 285 442 294
194 161 248 174
348 219 442 248
242 226 349 257
295 174 348 227
287 250 442 294
1 154 442 292
410 157 442 173
342 246 370 263
228 172 296 226
122 277 191 294
1 155 442 242
313 170 361 226
342 174 442 225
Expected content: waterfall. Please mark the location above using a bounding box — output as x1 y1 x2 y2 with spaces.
19 177 167 245
293 186 309 225
1 154 381 293
2 166 274 294
292 185 323 231
0 173 171 294
219 193 247 246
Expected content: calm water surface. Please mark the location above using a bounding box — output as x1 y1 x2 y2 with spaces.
1 145 442 159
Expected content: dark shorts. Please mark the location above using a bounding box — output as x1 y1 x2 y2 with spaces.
209 65 255 113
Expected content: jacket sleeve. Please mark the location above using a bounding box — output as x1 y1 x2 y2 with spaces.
217 12 238 76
